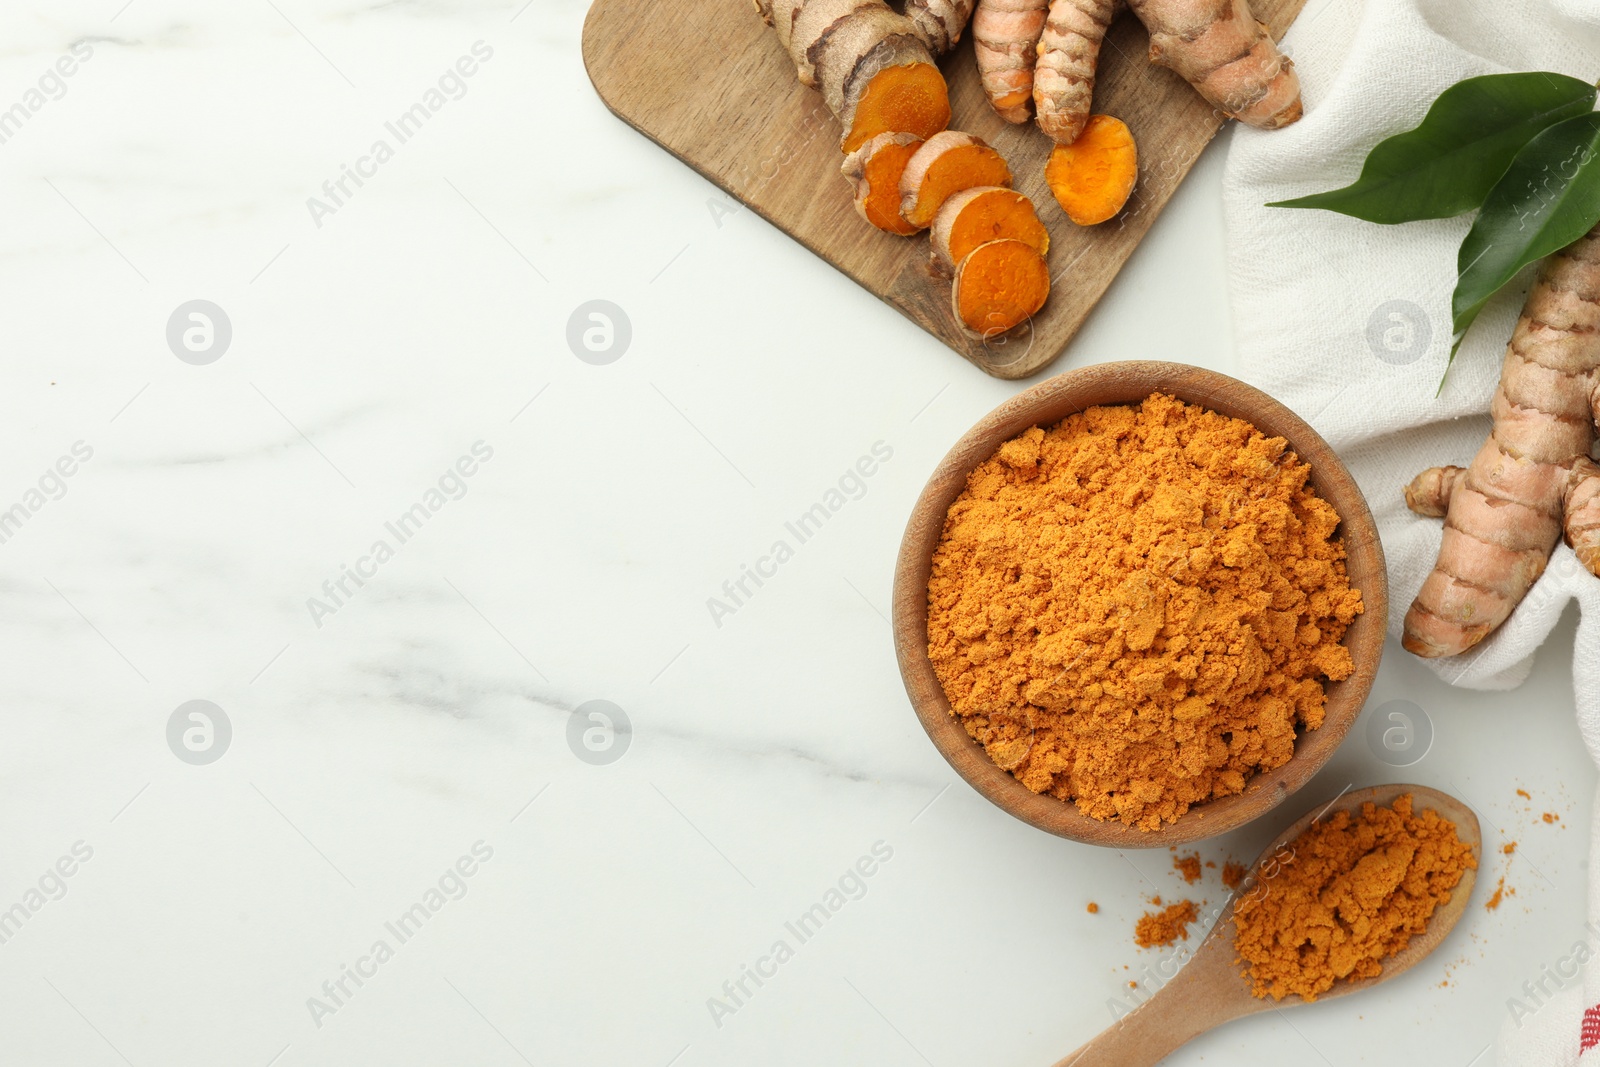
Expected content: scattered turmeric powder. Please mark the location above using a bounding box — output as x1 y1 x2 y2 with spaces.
1221 861 1247 890
926 394 1364 829
1503 841 1517 855
1485 876 1512 911
1135 898 1197 948
1516 789 1531 800
1087 901 1099 914
1542 812 1560 824
1173 852 1202 884
1232 794 1476 1001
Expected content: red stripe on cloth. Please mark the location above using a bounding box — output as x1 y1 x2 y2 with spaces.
1581 1004 1600 1052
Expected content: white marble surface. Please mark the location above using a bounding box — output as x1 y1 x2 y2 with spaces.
0 1 1590 1064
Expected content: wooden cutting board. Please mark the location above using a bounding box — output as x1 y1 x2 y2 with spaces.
582 0 1307 379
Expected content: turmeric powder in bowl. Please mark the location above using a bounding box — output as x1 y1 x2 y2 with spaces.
925 393 1363 830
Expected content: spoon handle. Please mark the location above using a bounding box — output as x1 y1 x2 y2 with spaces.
1051 937 1259 1067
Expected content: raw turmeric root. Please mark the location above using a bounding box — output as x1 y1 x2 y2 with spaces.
1402 465 1467 518
1127 0 1301 129
756 0 953 153
930 186 1049 273
973 0 1048 123
973 0 1301 138
1403 223 1600 658
842 132 926 235
1044 114 1137 224
1034 0 1120 144
904 0 979 54
900 130 1014 229
1567 457 1600 574
952 238 1051 336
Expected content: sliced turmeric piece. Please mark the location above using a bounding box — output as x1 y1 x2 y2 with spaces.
758 0 952 153
825 35 952 153
930 186 1049 273
842 133 927 235
899 131 1014 230
951 238 1050 337
1044 114 1137 225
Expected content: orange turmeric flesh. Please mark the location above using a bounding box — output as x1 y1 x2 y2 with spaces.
1044 114 1137 225
951 238 1049 337
1232 794 1475 1001
932 187 1049 272
843 134 926 235
901 133 1014 229
842 62 951 154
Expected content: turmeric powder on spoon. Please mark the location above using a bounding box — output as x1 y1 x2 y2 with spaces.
1231 794 1475 1001
925 394 1363 829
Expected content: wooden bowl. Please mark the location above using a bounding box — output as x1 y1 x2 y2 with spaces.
892 361 1387 848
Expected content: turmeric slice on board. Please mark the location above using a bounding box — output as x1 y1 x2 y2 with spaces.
836 57 952 153
951 238 1050 336
931 186 1049 273
900 130 1014 229
842 133 927 235
1044 114 1137 225
759 0 953 153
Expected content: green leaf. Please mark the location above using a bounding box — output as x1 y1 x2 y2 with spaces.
1450 111 1600 353
1268 72 1596 224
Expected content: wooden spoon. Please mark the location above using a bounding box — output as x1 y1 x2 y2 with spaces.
1055 783 1481 1066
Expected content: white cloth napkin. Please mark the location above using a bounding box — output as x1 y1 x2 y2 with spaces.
1220 0 1600 1059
